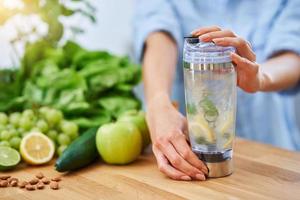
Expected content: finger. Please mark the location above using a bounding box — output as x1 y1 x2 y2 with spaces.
213 37 256 62
153 146 191 181
156 137 206 180
191 26 221 37
231 53 260 93
170 133 208 176
231 53 258 74
198 29 236 42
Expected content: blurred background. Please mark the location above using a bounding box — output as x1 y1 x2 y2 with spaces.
0 0 299 129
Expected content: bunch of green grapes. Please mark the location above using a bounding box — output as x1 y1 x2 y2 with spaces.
0 107 79 156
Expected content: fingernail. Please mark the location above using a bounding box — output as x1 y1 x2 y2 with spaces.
181 176 192 181
199 34 209 41
195 174 206 181
212 38 224 43
202 167 209 175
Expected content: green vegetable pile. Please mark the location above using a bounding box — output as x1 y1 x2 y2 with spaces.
0 41 141 130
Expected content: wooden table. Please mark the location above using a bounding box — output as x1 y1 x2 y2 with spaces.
1 138 300 200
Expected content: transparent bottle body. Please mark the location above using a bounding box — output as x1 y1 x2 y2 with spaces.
183 61 237 162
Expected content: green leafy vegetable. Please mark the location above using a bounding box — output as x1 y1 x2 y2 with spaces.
0 40 142 131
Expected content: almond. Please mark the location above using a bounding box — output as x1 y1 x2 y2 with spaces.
51 176 61 182
11 180 18 187
25 184 35 191
0 180 8 187
36 172 44 179
50 181 59 190
41 177 50 184
36 182 44 190
29 178 39 185
0 175 11 180
18 181 28 188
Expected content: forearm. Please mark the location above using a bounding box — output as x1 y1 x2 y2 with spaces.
142 32 178 104
260 52 300 91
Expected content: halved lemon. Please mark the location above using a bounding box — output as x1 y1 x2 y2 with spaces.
189 114 215 143
20 132 55 165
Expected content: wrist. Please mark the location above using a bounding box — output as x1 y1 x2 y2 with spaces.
147 92 171 105
258 71 271 92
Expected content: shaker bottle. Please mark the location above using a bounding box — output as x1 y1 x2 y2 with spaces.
183 37 237 178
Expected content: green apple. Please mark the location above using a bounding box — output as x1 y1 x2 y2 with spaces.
118 110 150 148
96 121 142 165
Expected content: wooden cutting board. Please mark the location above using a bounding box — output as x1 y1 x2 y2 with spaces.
1 138 300 200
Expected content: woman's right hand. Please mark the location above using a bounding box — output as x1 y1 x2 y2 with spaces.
146 93 208 181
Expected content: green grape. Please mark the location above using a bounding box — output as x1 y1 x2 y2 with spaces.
45 109 63 127
0 124 5 132
57 134 71 145
17 128 25 137
21 131 30 138
9 112 21 127
60 121 79 139
70 131 79 140
57 145 68 157
0 112 8 125
39 106 51 117
19 117 34 131
9 136 21 150
36 119 49 133
6 124 14 130
47 130 58 141
8 129 18 138
22 109 35 120
30 127 41 132
0 130 13 141
0 141 10 147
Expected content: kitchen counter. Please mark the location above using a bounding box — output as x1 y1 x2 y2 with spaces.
1 138 300 200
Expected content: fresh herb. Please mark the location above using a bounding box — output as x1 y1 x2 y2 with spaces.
187 103 197 115
199 96 219 122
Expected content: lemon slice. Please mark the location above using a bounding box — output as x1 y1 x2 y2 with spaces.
216 111 235 148
20 132 55 165
189 114 215 143
223 133 234 149
217 111 234 136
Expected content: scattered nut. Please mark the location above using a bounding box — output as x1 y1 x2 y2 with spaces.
29 178 39 185
25 184 35 191
1 174 62 191
41 177 50 185
50 181 59 190
18 181 28 188
51 176 61 182
10 180 18 187
36 182 44 190
8 178 18 184
0 175 11 180
0 180 8 187
36 172 44 179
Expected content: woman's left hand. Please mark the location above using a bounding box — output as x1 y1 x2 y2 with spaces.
191 26 266 93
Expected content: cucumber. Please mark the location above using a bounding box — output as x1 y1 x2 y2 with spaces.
55 127 99 172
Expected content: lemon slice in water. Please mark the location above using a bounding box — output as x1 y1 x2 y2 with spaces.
189 114 215 143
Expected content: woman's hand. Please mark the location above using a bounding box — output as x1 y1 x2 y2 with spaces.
191 26 266 93
147 94 208 181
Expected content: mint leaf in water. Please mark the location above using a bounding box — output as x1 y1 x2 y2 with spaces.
187 103 197 115
199 97 219 122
